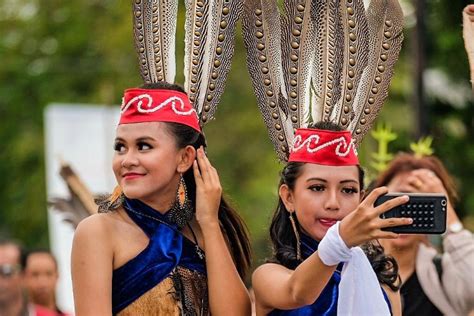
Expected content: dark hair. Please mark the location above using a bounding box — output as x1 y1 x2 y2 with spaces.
0 238 25 269
268 121 400 291
22 249 58 271
104 81 251 279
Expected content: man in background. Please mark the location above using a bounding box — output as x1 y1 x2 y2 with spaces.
23 250 69 316
0 239 25 316
0 239 59 316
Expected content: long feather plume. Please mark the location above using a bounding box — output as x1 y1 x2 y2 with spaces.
243 0 404 160
330 0 369 127
132 0 177 84
184 0 243 125
184 0 212 113
349 0 404 146
310 0 344 124
281 0 320 129
243 0 292 161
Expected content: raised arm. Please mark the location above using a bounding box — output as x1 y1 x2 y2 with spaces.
253 187 411 314
193 147 251 316
71 215 114 316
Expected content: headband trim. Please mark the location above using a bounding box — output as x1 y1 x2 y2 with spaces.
119 88 201 132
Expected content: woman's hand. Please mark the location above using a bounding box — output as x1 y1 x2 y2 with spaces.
400 168 460 226
193 146 222 226
339 187 412 247
404 169 446 196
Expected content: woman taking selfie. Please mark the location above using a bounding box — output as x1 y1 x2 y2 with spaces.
252 122 408 315
242 0 406 314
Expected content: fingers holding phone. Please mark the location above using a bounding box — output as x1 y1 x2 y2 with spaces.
375 193 447 234
339 187 412 247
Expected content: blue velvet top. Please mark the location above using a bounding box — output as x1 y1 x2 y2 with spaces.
111 198 206 315
269 234 391 316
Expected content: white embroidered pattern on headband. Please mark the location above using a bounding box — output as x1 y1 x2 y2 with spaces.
291 134 357 157
121 94 197 116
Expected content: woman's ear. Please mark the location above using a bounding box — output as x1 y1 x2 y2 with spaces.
177 145 197 173
279 184 295 212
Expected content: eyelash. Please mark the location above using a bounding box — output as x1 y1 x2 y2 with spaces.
113 142 152 152
309 185 325 192
114 142 125 152
308 185 359 194
137 142 152 150
342 187 358 194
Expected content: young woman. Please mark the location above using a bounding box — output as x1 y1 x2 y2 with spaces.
252 122 412 316
374 153 474 315
71 82 251 315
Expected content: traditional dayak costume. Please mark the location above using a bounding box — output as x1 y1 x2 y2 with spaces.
111 89 208 315
242 0 405 315
109 1 244 314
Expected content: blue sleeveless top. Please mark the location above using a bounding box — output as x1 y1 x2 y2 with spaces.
269 234 391 316
111 198 206 315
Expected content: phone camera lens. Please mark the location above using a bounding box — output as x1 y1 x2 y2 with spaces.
441 199 447 206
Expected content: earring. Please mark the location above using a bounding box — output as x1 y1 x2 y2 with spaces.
167 174 194 229
288 211 301 261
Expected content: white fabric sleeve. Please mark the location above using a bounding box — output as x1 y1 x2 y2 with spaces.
318 222 391 316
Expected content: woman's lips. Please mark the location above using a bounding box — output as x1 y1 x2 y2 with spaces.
319 218 337 228
123 173 144 180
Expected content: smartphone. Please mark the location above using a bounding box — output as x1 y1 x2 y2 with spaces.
375 193 447 234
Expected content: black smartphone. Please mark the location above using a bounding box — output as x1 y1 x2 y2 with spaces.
375 193 447 234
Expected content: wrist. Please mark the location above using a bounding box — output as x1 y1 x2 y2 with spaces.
198 218 220 230
338 221 354 248
446 221 464 235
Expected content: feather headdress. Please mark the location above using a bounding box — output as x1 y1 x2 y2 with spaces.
132 0 243 126
243 0 404 161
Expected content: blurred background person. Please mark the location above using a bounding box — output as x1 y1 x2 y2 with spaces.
0 239 25 316
23 250 70 316
0 239 57 316
374 153 474 316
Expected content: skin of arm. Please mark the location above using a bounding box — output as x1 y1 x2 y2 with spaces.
382 284 402 316
253 254 337 315
71 215 114 316
193 147 251 316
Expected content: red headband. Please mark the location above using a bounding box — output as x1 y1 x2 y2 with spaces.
119 88 201 132
288 128 359 166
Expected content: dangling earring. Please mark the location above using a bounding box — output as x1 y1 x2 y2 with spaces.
289 211 301 261
167 174 194 229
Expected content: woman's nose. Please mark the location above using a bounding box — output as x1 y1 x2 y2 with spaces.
324 190 340 211
121 150 139 168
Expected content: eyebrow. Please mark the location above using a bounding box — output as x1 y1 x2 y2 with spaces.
306 178 358 184
114 136 157 142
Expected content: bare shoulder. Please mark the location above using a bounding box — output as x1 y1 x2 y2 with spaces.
76 210 130 234
76 213 114 237
73 211 127 251
253 263 290 277
252 263 291 290
252 263 293 315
